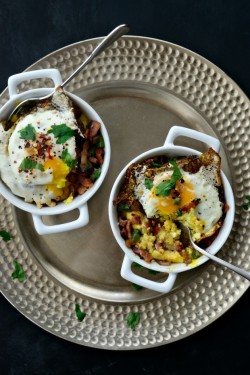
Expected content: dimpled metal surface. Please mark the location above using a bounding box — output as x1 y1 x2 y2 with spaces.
0 36 249 350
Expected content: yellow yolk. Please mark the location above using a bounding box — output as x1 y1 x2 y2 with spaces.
154 178 196 216
44 157 70 197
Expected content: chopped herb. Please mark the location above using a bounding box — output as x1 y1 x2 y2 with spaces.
19 157 44 172
132 262 144 270
11 261 26 282
47 124 74 144
191 249 199 259
75 303 86 322
96 134 105 148
176 209 182 217
149 162 163 168
117 202 131 212
156 160 182 197
132 283 143 290
145 177 153 190
242 196 250 210
132 229 142 243
0 230 12 242
174 197 181 205
61 149 77 169
19 124 36 140
148 269 160 275
90 167 101 181
127 312 140 330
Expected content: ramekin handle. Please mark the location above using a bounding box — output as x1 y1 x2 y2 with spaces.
32 204 89 235
164 126 221 153
121 256 177 293
8 69 63 98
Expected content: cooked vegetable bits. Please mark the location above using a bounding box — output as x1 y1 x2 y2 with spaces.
114 149 226 265
0 87 105 208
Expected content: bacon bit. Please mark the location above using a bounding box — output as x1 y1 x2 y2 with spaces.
80 177 94 188
130 213 141 225
181 199 200 213
224 203 230 212
80 140 89 166
77 185 87 195
96 148 104 165
89 121 101 141
89 156 98 164
138 249 153 263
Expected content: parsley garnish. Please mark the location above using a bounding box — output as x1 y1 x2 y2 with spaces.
156 160 182 197
132 283 143 290
242 196 250 210
149 162 163 168
145 177 153 190
0 230 12 242
132 262 160 275
19 124 36 140
117 202 131 212
61 149 77 169
90 167 101 181
75 303 86 322
47 124 74 144
19 157 44 171
11 261 26 282
132 229 142 243
127 312 140 330
96 134 105 148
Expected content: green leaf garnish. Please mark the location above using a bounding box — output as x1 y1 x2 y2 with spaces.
145 177 153 190
96 134 105 148
174 197 181 205
242 196 250 210
149 162 163 168
19 124 36 140
75 303 86 322
61 149 77 169
132 283 143 290
156 160 182 197
117 202 131 212
19 157 44 171
127 312 140 330
132 229 142 243
47 124 74 144
132 262 144 270
148 269 160 275
11 261 26 282
90 167 101 181
0 230 12 242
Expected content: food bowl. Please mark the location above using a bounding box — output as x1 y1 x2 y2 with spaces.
0 69 110 235
108 126 235 293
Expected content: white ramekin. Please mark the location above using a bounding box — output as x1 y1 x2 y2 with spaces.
108 126 235 293
0 69 110 235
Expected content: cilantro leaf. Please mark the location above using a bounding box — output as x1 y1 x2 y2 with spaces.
117 202 131 212
132 229 142 243
127 312 140 330
47 124 75 144
0 230 12 242
19 124 36 140
61 149 77 169
156 160 182 197
132 283 143 290
11 260 26 282
90 167 101 181
242 196 250 210
19 158 44 171
75 303 86 322
145 177 153 190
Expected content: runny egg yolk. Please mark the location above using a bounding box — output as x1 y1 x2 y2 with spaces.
44 157 70 197
154 177 196 216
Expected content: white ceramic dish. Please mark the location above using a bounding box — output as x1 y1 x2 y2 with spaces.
109 126 235 293
0 69 110 235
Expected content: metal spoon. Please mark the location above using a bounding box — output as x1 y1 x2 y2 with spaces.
5 24 130 130
179 223 250 281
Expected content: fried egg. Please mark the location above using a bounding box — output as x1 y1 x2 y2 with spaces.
0 88 78 207
134 150 224 241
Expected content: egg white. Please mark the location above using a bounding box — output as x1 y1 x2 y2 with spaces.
0 96 77 207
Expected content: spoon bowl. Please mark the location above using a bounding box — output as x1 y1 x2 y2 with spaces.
179 223 250 281
5 24 129 130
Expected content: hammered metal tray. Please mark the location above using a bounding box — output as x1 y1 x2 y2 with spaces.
0 36 249 350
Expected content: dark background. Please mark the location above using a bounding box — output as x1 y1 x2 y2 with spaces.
0 0 249 374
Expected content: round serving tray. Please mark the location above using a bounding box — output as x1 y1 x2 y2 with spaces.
0 36 249 350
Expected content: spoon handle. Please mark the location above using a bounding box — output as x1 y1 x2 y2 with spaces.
193 243 250 281
62 24 129 88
